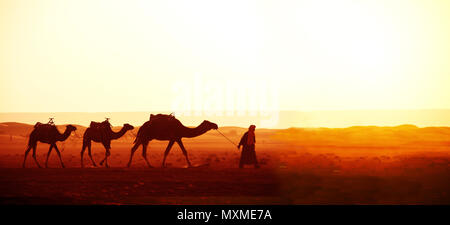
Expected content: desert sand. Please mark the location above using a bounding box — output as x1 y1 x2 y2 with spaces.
0 123 449 204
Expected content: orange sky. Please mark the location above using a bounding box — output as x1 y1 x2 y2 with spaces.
1 0 450 120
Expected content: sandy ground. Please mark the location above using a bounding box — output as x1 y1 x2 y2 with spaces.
0 124 449 204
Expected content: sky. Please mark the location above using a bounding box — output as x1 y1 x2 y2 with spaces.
1 0 450 114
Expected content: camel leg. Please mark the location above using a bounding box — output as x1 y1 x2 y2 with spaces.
162 140 175 168
45 144 54 168
141 142 153 168
104 149 110 168
81 140 87 168
176 139 192 168
99 154 105 166
53 144 65 168
87 142 96 167
23 145 32 168
127 141 141 167
99 149 110 167
99 142 111 167
32 144 41 168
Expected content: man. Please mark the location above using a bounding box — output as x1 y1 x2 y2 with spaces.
237 125 259 168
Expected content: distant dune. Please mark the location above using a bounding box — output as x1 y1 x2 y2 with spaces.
1 122 450 149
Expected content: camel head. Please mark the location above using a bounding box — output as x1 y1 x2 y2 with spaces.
66 125 77 132
123 123 134 131
202 120 218 130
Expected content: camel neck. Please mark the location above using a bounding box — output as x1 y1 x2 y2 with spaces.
182 123 210 138
111 127 128 140
58 128 72 141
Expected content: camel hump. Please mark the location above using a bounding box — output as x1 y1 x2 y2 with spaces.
147 113 180 129
34 122 43 128
149 113 176 122
89 120 111 129
34 122 55 129
33 123 56 135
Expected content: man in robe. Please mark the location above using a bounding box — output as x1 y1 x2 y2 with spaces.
237 125 259 168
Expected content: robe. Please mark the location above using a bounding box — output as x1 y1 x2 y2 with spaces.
238 131 258 165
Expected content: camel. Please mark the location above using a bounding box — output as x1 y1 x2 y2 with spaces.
23 123 77 168
81 120 134 168
127 114 218 168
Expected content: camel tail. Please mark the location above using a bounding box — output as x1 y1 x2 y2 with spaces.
133 126 143 143
134 121 150 144
27 137 32 147
27 131 36 148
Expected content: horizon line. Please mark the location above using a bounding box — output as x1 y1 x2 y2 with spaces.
1 108 450 113
1 121 447 130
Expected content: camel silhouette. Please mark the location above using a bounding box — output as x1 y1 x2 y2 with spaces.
81 119 134 168
127 114 218 168
23 123 77 168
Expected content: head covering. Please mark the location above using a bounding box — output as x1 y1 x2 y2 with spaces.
247 125 256 145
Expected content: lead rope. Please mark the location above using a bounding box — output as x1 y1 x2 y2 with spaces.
69 130 83 150
73 130 82 139
215 129 238 147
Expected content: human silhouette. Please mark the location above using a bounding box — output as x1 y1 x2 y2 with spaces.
237 125 259 168
81 118 134 168
48 117 55 125
23 120 77 168
127 114 218 168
